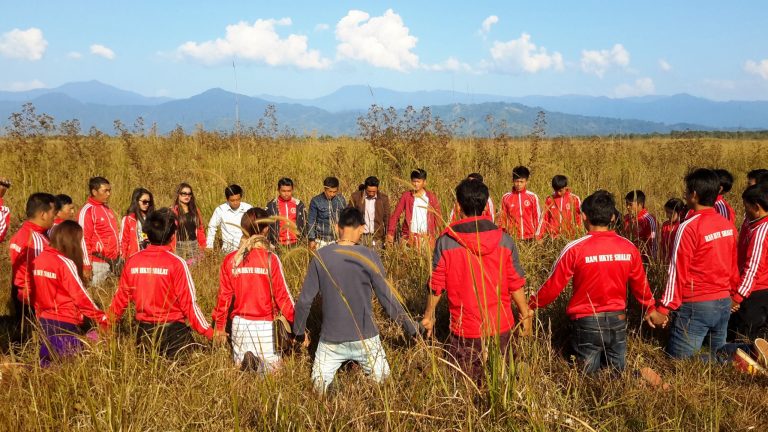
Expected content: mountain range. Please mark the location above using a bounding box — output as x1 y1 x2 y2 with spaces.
1 81 766 136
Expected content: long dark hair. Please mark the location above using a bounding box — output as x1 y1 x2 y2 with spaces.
126 187 155 225
49 220 85 280
173 182 199 227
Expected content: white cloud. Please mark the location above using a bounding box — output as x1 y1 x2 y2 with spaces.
424 57 475 73
487 33 564 74
745 59 768 80
314 23 330 32
67 51 82 60
479 15 499 37
580 44 629 77
658 58 672 72
90 44 116 60
1 79 46 92
177 18 330 69
614 77 655 97
335 9 419 71
0 27 47 60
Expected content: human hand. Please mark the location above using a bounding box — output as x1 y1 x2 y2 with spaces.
386 234 395 245
420 316 436 338
730 300 741 313
213 330 228 346
309 241 317 251
518 309 534 336
644 310 669 329
83 268 93 282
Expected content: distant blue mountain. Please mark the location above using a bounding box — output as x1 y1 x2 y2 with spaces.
0 80 172 106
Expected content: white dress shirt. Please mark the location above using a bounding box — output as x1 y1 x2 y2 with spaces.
410 193 429 234
206 202 253 253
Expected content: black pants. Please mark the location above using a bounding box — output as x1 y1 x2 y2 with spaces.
728 290 768 341
137 321 197 358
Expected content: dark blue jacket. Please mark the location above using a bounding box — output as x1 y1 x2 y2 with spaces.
307 193 346 241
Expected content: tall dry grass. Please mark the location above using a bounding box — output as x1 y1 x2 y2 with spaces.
0 134 767 431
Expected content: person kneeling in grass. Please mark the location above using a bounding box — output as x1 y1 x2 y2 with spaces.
293 207 420 394
110 208 215 357
529 190 663 374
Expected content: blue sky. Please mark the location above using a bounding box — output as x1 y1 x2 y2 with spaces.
1 1 767 100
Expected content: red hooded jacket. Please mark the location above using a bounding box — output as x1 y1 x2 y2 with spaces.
529 230 656 319
715 196 736 224
388 190 442 239
499 189 541 240
212 247 295 330
110 244 213 339
32 245 107 326
0 198 9 243
429 216 526 338
733 216 768 303
9 221 49 303
658 208 739 314
540 190 582 239
78 197 120 267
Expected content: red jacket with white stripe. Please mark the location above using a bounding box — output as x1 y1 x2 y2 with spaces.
9 221 49 304
429 216 526 338
388 190 442 239
0 198 10 243
211 247 295 331
79 197 120 267
714 196 736 224
499 189 541 240
31 246 107 326
733 215 768 303
623 209 658 260
109 244 213 339
540 190 582 239
120 214 147 259
529 230 656 319
657 208 739 314
660 220 679 263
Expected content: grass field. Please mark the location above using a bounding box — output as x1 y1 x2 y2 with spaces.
1 133 767 431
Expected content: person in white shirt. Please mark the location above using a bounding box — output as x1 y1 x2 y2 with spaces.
206 184 253 253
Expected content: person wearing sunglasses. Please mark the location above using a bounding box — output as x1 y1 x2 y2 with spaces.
171 183 207 264
120 188 155 259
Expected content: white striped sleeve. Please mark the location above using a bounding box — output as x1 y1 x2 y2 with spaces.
737 224 768 298
662 215 698 307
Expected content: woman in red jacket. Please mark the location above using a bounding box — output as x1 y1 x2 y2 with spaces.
32 221 107 366
120 188 154 259
211 207 295 372
172 183 207 265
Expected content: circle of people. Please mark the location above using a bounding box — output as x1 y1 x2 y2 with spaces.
2 165 768 391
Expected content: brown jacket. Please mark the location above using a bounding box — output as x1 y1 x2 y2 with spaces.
348 190 390 241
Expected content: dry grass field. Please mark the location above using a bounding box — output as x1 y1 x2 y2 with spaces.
0 131 767 431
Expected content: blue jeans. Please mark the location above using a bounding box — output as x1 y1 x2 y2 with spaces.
665 297 731 361
311 335 389 394
570 313 627 374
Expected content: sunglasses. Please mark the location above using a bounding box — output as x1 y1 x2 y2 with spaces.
179 191 193 196
139 200 152 205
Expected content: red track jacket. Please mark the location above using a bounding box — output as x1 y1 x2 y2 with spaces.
212 248 295 331
79 197 120 267
120 214 147 259
32 246 107 326
733 216 768 303
623 209 658 260
9 221 49 304
658 208 739 314
429 216 526 338
110 244 213 339
714 196 736 224
499 189 541 240
529 230 656 319
540 190 582 239
388 190 442 240
660 220 679 263
0 198 9 243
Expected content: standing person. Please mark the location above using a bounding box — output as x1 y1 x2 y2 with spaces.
660 198 685 263
422 179 531 383
623 190 659 262
110 208 214 357
348 176 390 247
529 190 661 374
9 193 56 321
293 208 420 394
386 169 442 247
307 177 346 250
498 166 542 241
212 207 295 372
728 183 768 340
648 169 740 360
171 183 207 265
120 188 155 259
713 168 736 224
206 184 253 254
540 175 582 239
448 173 495 223
79 177 119 286
48 194 76 236
266 177 306 248
0 177 11 243
32 221 108 366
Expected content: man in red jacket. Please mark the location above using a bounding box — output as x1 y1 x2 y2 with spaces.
387 169 442 248
540 175 582 239
421 179 532 383
9 193 56 323
78 177 119 286
714 169 736 224
499 166 542 240
728 183 768 340
648 168 740 360
110 208 214 357
623 190 659 262
0 177 10 243
530 190 661 373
